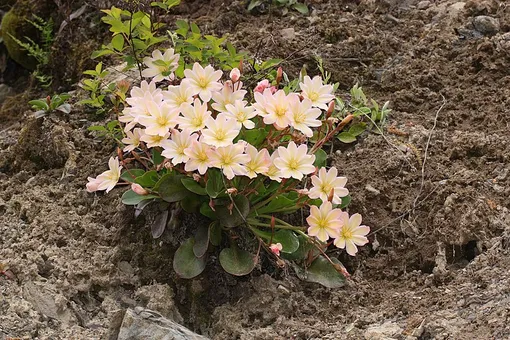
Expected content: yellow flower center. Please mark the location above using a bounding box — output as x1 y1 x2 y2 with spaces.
191 116 203 127
176 96 187 105
321 184 332 194
275 105 287 117
215 129 227 141
288 158 299 171
341 227 353 240
308 91 319 101
157 116 169 126
198 76 208 88
221 155 233 166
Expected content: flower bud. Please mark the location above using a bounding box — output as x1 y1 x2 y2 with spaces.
326 100 335 119
269 243 283 256
254 79 270 93
230 68 241 82
131 183 149 195
192 174 201 182
86 177 100 193
226 187 238 195
276 66 283 85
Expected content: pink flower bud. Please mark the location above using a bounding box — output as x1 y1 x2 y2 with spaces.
276 67 283 84
254 79 270 93
86 177 100 192
192 174 202 182
269 243 283 256
131 183 149 195
226 188 238 195
230 68 241 82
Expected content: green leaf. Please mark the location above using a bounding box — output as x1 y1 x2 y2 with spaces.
135 170 160 187
91 48 114 59
205 168 225 198
282 234 314 260
216 195 250 228
28 99 49 111
248 0 263 11
256 194 298 215
151 210 168 239
156 174 188 203
337 132 357 144
292 3 309 14
313 149 328 168
200 202 216 220
173 238 206 279
339 195 351 209
251 228 299 254
181 177 207 195
111 34 124 51
87 125 106 132
209 221 222 246
242 128 268 147
294 256 346 288
261 58 282 70
219 247 255 276
121 189 158 205
151 148 164 166
120 169 145 182
193 225 209 258
348 122 367 137
180 194 201 213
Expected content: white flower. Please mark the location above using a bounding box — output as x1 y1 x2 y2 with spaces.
86 157 122 193
211 81 247 112
333 213 370 256
161 129 197 165
140 131 170 148
184 62 223 102
201 114 241 148
138 102 180 136
252 88 273 118
128 80 162 102
230 68 241 82
306 201 342 242
178 98 211 132
263 90 297 129
308 167 349 204
265 150 282 182
122 127 144 152
274 142 316 180
299 75 335 110
162 79 195 110
208 143 250 180
244 144 271 179
142 48 180 82
184 139 213 175
224 100 256 129
288 97 322 137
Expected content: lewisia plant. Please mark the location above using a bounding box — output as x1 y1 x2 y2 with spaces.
87 48 370 286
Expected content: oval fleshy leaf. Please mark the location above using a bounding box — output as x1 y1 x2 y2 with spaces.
173 238 206 279
121 190 158 205
251 228 299 254
294 256 346 288
151 210 168 239
209 221 222 246
216 196 250 228
193 225 209 258
156 174 188 203
219 247 255 276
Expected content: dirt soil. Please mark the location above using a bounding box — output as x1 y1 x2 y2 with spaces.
2 0 510 339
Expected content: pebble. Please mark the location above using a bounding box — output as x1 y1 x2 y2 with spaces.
280 27 296 40
365 184 381 195
473 15 500 36
417 1 431 10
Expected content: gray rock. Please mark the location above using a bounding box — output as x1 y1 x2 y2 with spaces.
280 28 296 40
117 307 208 340
364 321 403 339
417 1 431 10
473 16 500 36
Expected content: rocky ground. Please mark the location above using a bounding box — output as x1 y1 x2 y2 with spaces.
1 0 510 339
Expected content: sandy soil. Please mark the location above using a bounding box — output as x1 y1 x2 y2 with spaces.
1 0 510 339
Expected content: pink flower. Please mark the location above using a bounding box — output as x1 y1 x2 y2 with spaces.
299 75 335 110
184 139 213 175
208 142 249 180
263 90 297 129
288 97 322 137
86 157 122 193
161 129 197 165
269 243 283 256
244 144 271 179
306 201 343 242
334 213 370 256
201 114 241 148
308 167 349 204
184 63 223 102
274 142 315 180
254 79 271 93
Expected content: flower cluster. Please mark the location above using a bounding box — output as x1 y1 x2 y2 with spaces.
87 47 370 263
